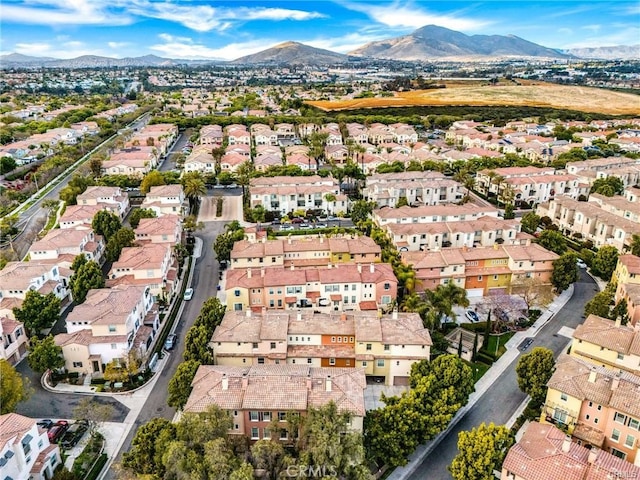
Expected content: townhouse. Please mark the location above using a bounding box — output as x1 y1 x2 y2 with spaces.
225 124 251 145
106 244 175 298
346 123 368 144
567 157 640 188
0 262 71 309
476 166 588 206
570 314 640 375
613 255 640 326
401 243 558 297
140 184 188 217
28 228 105 265
183 365 366 440
230 234 381 269
251 124 279 146
391 123 418 144
249 175 347 216
199 124 224 145
210 310 430 386
128 123 178 156
134 214 182 246
55 285 159 374
58 205 102 229
0 317 28 365
224 262 397 313
254 153 282 172
537 196 639 251
220 152 247 173
543 354 640 464
184 146 215 174
0 413 62 480
319 122 343 145
363 171 464 207
102 150 155 178
372 204 500 228
502 422 640 480
76 186 130 219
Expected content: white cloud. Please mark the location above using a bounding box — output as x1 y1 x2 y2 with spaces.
13 39 109 58
557 28 573 35
560 26 640 49
340 0 491 31
582 24 602 33
2 0 132 26
149 35 273 60
305 32 389 53
108 41 130 49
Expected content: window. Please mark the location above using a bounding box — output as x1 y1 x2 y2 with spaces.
553 409 568 424
624 434 635 448
597 405 602 411
278 412 287 421
611 448 626 460
617 352 624 360
263 412 271 422
280 429 288 440
234 290 241 297
384 344 390 351
111 344 117 349
329 358 336 365
331 336 336 342
108 325 116 332
362 361 367 367
263 428 271 439
258 357 265 364
307 358 312 364
270 342 276 349
383 283 391 290
586 414 590 420
629 418 640 430
250 411 259 421
612 429 621 442
252 342 258 348
588 401 593 407
366 344 372 351
560 393 568 402
377 359 385 367
251 427 259 439
233 410 238 416
72 362 83 368
614 412 627 424
594 418 599 424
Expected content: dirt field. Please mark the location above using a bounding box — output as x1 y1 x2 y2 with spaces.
308 83 640 115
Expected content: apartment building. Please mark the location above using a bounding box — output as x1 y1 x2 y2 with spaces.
77 186 130 219
249 175 347 215
134 214 182 246
106 244 175 298
0 413 62 480
401 243 558 296
543 354 640 464
28 228 105 265
56 285 158 374
58 204 102 230
128 123 178 157
210 310 431 386
140 184 188 217
183 365 366 440
230 235 381 269
613 255 640 326
0 317 28 365
102 149 156 177
225 262 397 313
476 166 588 205
225 124 251 145
184 146 215 174
567 157 640 188
502 422 640 480
0 262 71 308
199 124 223 145
570 314 640 374
537 196 639 251
372 204 499 227
363 171 464 208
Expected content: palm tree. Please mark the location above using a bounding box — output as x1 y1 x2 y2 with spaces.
425 282 469 330
182 173 207 213
236 160 255 198
454 168 475 203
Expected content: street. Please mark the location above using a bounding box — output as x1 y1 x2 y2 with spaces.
407 269 598 480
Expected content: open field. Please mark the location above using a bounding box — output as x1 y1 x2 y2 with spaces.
307 83 640 115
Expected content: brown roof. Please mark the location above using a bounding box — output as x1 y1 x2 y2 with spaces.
55 329 128 347
0 412 35 450
184 365 366 416
66 286 147 325
619 254 640 275
572 314 636 354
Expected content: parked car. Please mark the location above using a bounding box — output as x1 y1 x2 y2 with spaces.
299 223 311 229
495 308 509 322
37 419 54 430
47 420 69 443
315 223 328 229
291 217 304 224
183 288 194 301
165 333 177 350
465 310 480 322
60 420 88 449
577 259 587 269
280 225 294 231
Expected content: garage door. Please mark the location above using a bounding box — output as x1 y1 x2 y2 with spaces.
467 288 484 298
393 376 410 386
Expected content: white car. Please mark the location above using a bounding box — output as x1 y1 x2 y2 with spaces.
183 288 194 301
576 259 587 269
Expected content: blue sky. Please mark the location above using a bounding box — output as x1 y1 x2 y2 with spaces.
1 1 639 60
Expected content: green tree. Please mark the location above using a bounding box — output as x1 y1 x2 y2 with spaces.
449 422 514 480
251 440 293 480
91 210 122 241
630 234 640 257
213 223 245 263
516 347 555 405
140 170 165 194
176 405 233 448
350 200 374 227
122 418 176 477
396 196 409 207
0 359 29 414
59 174 94 205
182 172 207 212
591 245 619 281
424 283 469 330
13 290 61 334
105 227 136 262
88 154 103 178
183 324 214 364
70 253 88 272
72 397 114 436
520 212 541 235
70 260 104 304
590 176 624 197
536 229 567 255
0 156 17 174
584 285 615 318
168 360 200 410
551 252 579 293
27 335 64 373
128 208 156 229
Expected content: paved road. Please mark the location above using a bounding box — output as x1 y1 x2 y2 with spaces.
408 269 598 480
158 129 190 173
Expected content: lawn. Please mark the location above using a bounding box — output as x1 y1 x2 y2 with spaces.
485 331 515 358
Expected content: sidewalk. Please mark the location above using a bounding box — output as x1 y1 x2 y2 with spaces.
386 284 574 480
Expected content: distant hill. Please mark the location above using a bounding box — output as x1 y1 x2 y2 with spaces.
0 53 212 68
231 41 348 65
349 25 569 61
565 45 640 60
0 53 57 66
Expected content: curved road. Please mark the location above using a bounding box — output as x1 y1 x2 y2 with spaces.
407 269 598 479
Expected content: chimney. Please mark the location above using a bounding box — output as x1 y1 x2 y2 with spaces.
290 264 295 271
221 373 229 391
325 375 332 392
370 263 375 273
261 306 267 316
306 374 312 391
320 235 324 243
262 236 266 243
561 435 572 453
246 309 252 318
612 372 621 391
340 313 347 322
392 308 398 320
297 310 302 321
328 263 332 269
588 366 597 383
261 267 265 278
357 263 362 273
242 372 248 389
462 245 468 252
493 243 499 250
615 316 622 328
587 447 599 464
288 235 292 244
247 268 252 279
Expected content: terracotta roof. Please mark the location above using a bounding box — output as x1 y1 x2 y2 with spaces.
55 329 127 347
0 412 35 450
619 255 640 275
110 244 169 271
572 314 636 354
67 285 148 325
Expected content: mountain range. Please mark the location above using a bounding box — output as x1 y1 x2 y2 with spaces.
1 25 637 68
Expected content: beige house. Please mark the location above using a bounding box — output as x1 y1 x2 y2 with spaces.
59 204 103 229
0 317 28 365
141 185 188 217
0 262 71 309
210 310 430 386
363 171 464 208
56 285 158 374
28 228 105 264
134 214 182 246
184 147 215 174
106 244 175 298
614 255 640 326
184 365 366 441
102 150 156 177
76 186 130 219
372 204 499 227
